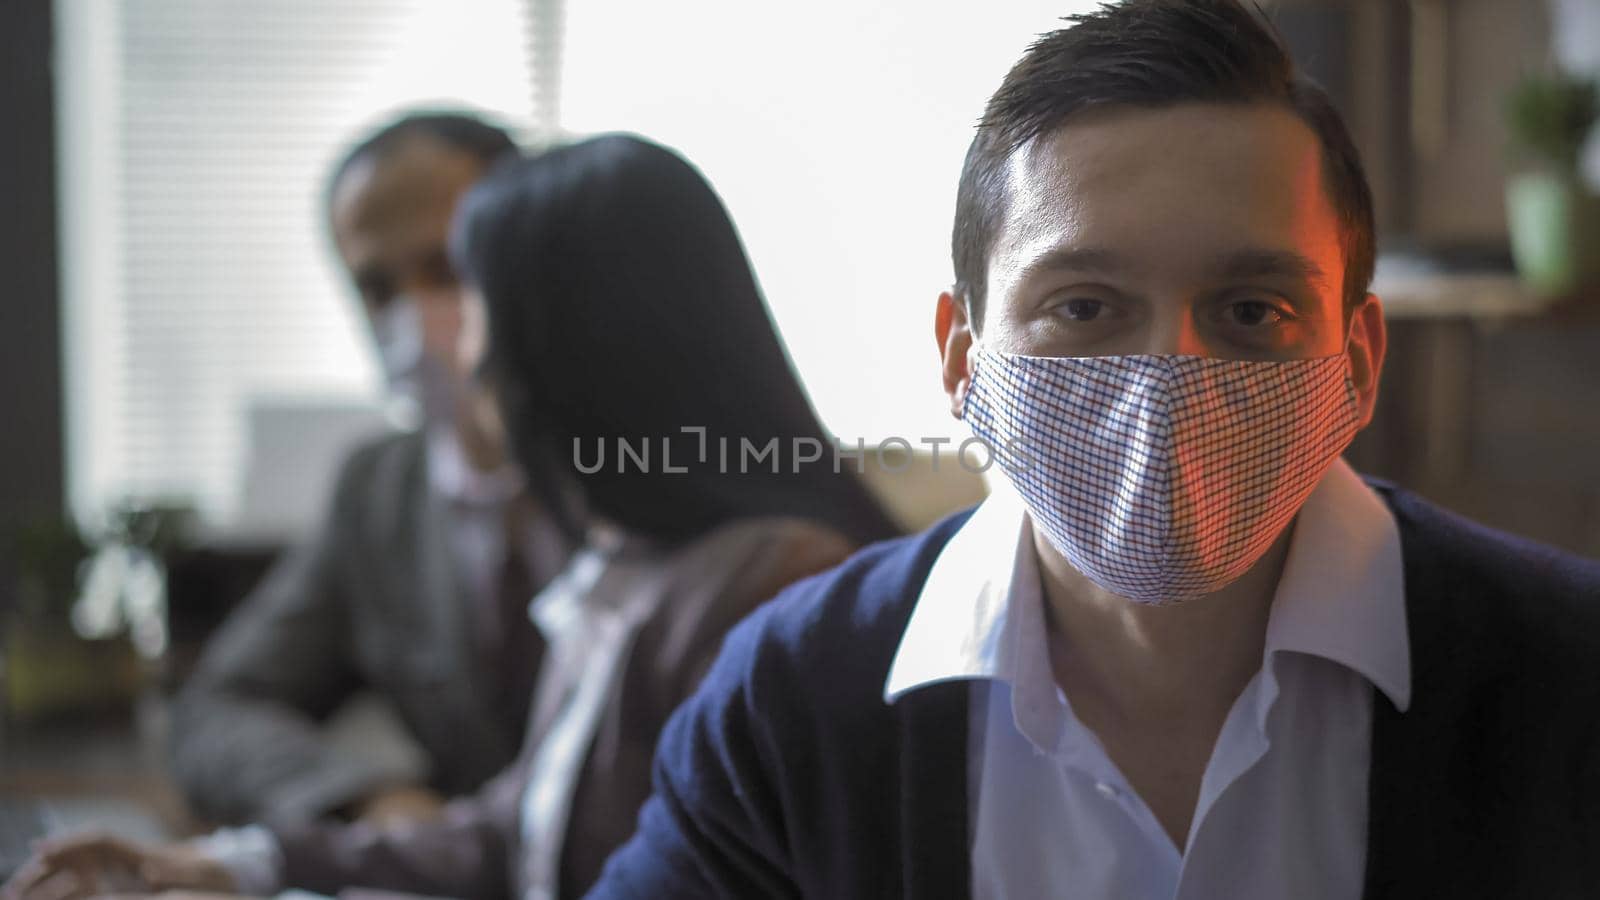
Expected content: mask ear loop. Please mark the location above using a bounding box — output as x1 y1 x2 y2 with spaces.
1338 301 1363 409
955 352 975 422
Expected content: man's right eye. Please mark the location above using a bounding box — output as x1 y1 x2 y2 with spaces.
1063 297 1104 321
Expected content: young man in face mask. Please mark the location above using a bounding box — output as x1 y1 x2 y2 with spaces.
587 3 1600 898
166 112 571 829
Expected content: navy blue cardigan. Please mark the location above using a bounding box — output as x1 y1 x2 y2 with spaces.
588 483 1600 899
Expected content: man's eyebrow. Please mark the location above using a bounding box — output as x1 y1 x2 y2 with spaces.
1015 245 1333 293
1215 249 1330 291
1018 246 1129 281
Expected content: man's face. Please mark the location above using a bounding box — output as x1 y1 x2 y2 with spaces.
331 136 486 389
938 102 1384 424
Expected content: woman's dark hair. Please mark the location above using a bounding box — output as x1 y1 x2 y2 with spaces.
452 134 900 547
953 0 1375 327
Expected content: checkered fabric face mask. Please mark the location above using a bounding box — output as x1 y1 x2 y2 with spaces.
962 348 1360 604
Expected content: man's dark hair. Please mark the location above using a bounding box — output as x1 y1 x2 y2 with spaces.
952 0 1375 326
326 110 519 209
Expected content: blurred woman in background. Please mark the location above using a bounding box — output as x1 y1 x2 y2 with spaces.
5 134 898 900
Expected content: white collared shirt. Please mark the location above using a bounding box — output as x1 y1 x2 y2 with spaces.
518 528 663 900
885 459 1410 900
426 428 568 652
200 528 659 900
193 432 551 898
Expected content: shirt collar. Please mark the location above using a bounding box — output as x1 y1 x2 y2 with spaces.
884 458 1410 714
883 484 1030 699
426 427 524 507
528 523 653 639
1264 458 1411 712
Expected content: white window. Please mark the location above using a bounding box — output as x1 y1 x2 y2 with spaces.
58 0 1083 537
561 0 1091 451
57 0 551 536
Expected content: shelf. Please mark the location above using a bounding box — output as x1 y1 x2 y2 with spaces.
1372 270 1555 320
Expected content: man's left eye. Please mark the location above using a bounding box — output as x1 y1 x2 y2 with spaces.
1228 300 1283 327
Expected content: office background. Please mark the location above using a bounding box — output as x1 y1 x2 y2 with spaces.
1 0 1598 788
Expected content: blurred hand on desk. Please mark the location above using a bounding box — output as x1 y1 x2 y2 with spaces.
1 833 241 900
350 785 445 829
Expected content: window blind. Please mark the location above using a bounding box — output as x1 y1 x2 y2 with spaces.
58 0 558 536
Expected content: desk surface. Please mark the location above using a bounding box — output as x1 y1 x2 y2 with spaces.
1 695 200 841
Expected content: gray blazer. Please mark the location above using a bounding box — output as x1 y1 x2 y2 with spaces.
269 516 857 900
169 431 559 825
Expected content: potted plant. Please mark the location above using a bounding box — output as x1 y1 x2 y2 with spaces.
4 518 141 721
1504 70 1600 297
3 500 193 722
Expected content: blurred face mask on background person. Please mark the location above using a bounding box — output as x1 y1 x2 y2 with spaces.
372 296 463 428
331 135 486 433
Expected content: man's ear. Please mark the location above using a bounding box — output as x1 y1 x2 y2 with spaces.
1346 292 1387 429
935 291 975 419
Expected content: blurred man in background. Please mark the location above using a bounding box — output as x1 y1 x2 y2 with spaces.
168 110 571 828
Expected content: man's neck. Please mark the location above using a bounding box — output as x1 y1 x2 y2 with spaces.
452 412 507 474
1037 526 1291 727
1035 525 1294 849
